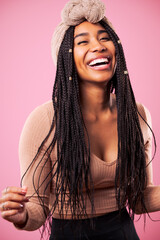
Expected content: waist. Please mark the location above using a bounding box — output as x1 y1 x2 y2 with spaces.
50 187 125 219
52 207 126 222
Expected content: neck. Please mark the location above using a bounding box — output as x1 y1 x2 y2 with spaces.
79 81 114 121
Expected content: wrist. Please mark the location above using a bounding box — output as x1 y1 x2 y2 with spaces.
14 209 28 228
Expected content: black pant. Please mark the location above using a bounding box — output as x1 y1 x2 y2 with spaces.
50 208 140 240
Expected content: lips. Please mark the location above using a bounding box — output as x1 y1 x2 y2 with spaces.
87 56 112 71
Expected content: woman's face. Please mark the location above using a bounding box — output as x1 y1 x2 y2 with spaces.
74 21 116 84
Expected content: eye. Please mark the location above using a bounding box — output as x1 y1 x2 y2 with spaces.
100 37 111 41
77 41 88 45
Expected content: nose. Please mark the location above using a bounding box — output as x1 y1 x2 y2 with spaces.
90 39 106 52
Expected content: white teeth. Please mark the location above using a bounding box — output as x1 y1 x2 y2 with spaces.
89 58 109 66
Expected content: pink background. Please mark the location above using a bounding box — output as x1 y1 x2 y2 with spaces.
0 0 160 239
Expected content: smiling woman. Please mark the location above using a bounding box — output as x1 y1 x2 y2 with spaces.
74 22 116 83
0 0 160 240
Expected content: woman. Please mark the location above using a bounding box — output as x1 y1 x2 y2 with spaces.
0 0 160 239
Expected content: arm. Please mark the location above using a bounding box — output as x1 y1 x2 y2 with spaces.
135 104 160 214
16 101 55 230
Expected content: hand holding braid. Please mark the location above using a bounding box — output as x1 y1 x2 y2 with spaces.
0 186 28 226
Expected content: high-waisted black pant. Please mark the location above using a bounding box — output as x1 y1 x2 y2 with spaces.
50 208 140 240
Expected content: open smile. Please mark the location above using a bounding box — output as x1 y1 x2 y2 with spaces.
87 56 112 71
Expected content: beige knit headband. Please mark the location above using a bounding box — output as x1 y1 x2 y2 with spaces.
51 0 114 65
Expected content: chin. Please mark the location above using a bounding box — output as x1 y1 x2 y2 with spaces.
77 69 114 84
87 74 113 83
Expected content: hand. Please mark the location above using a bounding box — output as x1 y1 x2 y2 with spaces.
0 186 29 226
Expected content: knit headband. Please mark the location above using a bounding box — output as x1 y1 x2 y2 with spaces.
51 0 114 64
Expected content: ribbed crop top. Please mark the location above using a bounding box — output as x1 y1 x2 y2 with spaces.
16 101 160 231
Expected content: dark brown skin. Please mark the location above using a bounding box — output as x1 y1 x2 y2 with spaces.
82 95 118 163
0 22 117 226
0 186 28 226
74 22 117 163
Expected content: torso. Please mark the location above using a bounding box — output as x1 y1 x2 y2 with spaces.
83 95 118 164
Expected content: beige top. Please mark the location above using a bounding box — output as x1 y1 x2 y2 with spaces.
17 101 160 231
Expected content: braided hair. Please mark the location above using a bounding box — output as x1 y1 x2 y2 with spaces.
100 20 153 217
21 20 156 236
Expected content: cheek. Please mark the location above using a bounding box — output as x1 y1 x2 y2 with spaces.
106 41 116 56
73 52 87 81
73 49 85 72
73 49 79 68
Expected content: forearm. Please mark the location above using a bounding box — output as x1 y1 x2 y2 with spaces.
14 202 49 231
135 185 160 214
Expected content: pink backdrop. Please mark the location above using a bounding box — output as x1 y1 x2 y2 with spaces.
0 0 160 239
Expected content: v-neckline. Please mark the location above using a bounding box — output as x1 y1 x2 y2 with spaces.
91 152 117 166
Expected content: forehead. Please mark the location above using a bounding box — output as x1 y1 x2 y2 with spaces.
74 21 106 36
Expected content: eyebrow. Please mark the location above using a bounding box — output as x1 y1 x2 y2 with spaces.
74 30 109 40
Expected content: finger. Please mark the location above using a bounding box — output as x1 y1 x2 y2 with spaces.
1 209 19 219
0 193 29 204
2 186 27 196
0 201 24 212
0 202 8 211
0 202 10 211
1 187 9 195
